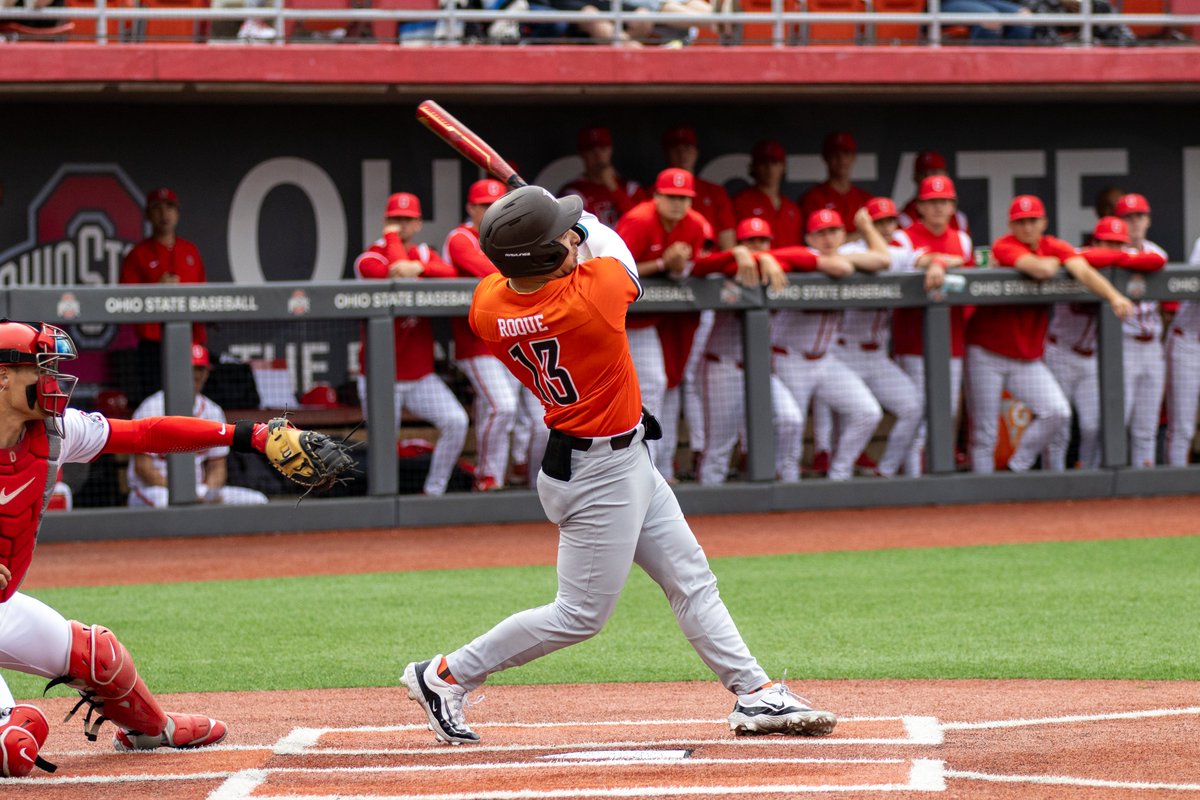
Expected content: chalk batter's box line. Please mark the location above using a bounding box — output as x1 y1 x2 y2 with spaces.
272 716 943 756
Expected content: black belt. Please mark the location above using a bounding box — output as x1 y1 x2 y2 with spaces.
542 409 662 482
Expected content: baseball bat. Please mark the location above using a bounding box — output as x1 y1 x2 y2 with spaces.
416 100 527 191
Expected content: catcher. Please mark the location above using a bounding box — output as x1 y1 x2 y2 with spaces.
0 320 353 777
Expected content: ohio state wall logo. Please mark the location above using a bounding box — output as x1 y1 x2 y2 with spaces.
0 164 145 288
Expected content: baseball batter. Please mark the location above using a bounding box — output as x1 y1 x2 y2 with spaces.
401 186 836 745
1115 193 1168 468
0 321 340 776
1165 236 1200 465
444 179 547 490
965 195 1133 473
355 192 468 496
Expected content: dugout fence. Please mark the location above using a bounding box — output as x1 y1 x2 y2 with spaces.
10 265 1198 542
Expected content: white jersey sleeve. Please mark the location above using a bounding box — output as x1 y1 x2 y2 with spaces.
577 210 641 299
59 408 113 464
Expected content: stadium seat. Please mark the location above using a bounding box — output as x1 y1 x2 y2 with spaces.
139 0 206 41
869 0 922 43
1120 0 1168 37
65 0 134 41
734 0 800 45
803 0 865 44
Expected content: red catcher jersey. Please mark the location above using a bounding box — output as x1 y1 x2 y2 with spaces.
563 175 648 228
119 237 208 344
469 257 643 438
893 222 976 357
798 182 874 226
355 233 456 380
732 188 803 248
443 222 499 361
692 177 736 236
966 234 1077 361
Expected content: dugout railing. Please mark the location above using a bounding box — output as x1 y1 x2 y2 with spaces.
9 266 1198 542
2 2 1198 46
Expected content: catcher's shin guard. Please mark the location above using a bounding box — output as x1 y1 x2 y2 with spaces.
47 621 168 742
1 704 56 777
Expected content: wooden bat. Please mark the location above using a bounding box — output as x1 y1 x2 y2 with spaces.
416 100 527 191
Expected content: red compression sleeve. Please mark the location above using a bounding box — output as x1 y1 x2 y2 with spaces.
103 417 264 455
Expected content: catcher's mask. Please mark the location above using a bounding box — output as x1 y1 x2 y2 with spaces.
479 186 588 279
0 320 78 436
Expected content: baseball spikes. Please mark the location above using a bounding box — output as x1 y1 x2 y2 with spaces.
728 681 837 737
113 712 228 752
401 657 480 745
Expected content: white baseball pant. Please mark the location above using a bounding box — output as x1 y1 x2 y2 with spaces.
128 484 268 507
658 386 681 482
683 310 715 454
1123 337 1165 469
965 345 1071 473
460 355 521 486
0 592 72 710
358 373 468 495
1043 342 1100 471
628 327 669 475
445 430 770 696
1166 329 1200 466
774 352 882 481
897 354 964 476
697 356 803 484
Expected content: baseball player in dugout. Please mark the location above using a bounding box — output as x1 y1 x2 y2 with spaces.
661 126 737 250
443 179 548 491
563 126 647 227
0 321 341 776
897 150 971 232
1165 233 1200 466
964 195 1134 474
119 187 208 407
798 132 874 236
401 185 837 745
733 139 803 247
355 192 469 496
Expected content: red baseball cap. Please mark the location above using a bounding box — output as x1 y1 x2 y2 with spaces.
1009 194 1046 221
654 167 696 198
145 187 178 212
866 197 898 221
467 179 505 206
918 175 958 201
736 216 774 241
1115 193 1151 216
751 139 786 164
385 192 422 219
191 344 211 368
913 150 946 178
662 126 698 149
1093 216 1130 244
577 126 613 151
807 208 845 233
822 131 857 157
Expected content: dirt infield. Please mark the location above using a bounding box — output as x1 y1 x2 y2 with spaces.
10 495 1200 798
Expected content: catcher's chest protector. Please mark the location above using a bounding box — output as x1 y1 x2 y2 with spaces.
0 422 60 602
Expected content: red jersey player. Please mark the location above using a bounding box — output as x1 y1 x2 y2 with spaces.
733 139 803 248
798 132 874 231
562 126 647 227
662 125 736 250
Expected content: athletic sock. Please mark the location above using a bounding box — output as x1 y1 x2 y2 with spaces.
437 657 458 685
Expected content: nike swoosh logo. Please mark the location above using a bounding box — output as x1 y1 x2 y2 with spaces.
0 477 36 505
218 424 226 436
18 746 32 763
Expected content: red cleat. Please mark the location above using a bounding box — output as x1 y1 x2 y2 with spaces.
114 713 227 752
807 450 830 476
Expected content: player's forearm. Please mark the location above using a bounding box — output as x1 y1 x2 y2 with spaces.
104 417 268 456
1013 254 1061 280
1063 257 1123 303
133 455 168 488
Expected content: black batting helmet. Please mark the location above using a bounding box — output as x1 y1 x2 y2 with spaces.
479 186 587 279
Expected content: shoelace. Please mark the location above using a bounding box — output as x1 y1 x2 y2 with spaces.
765 670 815 710
445 688 485 726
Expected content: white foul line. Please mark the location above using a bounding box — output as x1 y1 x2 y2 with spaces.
942 706 1200 731
946 768 1200 791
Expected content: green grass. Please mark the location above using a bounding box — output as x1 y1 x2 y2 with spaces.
7 535 1199 700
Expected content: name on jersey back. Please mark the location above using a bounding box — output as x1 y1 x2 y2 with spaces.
498 314 550 338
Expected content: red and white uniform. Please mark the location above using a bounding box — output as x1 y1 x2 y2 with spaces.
125 391 267 507
1166 238 1200 465
691 178 736 237
615 201 713 480
119 237 207 344
1043 301 1100 470
964 234 1075 473
798 182 873 229
563 175 647 228
892 222 975 475
770 245 882 481
1121 239 1168 469
898 198 970 233
443 222 547 487
355 234 468 495
732 188 803 248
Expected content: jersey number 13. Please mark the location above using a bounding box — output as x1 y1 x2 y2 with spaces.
508 338 579 406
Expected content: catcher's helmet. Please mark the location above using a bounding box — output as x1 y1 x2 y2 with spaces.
479 186 587 279
0 320 78 434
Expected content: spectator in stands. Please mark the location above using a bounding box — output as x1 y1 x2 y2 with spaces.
898 150 970 232
1021 0 1135 43
119 187 208 408
0 0 65 36
662 125 736 250
355 192 469 496
941 0 1034 40
733 139 802 247
799 132 874 238
236 0 277 40
564 126 647 226
127 345 268 507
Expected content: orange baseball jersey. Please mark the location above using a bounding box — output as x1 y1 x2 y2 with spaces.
469 256 643 438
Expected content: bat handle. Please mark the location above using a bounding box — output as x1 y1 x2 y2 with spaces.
506 175 527 190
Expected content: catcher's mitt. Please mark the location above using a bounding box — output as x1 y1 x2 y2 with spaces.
262 417 357 496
